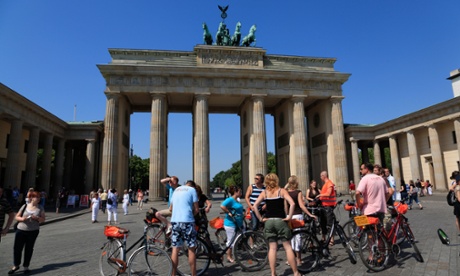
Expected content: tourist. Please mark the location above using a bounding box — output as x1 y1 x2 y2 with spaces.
156 176 179 235
170 180 199 276
9 191 46 274
253 173 302 276
220 185 244 263
244 173 266 231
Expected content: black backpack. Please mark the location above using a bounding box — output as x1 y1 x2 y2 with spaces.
447 190 456 206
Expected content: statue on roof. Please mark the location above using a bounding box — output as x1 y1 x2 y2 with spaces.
241 25 256 47
231 22 241 46
202 23 213 45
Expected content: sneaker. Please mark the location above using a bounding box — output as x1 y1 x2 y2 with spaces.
166 225 172 235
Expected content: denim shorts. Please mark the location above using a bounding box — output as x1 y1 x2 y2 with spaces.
171 222 197 247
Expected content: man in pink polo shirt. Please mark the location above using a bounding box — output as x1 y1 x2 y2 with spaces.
356 162 389 222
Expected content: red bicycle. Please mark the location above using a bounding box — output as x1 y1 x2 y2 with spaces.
355 201 423 271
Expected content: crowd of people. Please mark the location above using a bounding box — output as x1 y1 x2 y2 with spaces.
1 164 458 275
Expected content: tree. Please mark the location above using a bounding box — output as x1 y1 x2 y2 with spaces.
129 155 149 190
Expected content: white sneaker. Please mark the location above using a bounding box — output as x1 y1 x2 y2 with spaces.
166 225 172 235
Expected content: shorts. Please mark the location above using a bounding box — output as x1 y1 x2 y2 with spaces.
171 222 197 248
263 218 291 242
158 209 172 217
454 202 460 218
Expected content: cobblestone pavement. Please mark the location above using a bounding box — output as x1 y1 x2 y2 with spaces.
0 193 459 275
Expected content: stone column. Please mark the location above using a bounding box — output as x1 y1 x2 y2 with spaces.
330 96 348 193
101 93 119 191
5 120 23 189
373 140 382 166
63 146 73 189
454 119 460 164
251 96 267 177
85 139 96 193
361 146 369 164
291 97 309 191
193 94 210 195
150 93 168 201
40 133 54 193
350 138 360 184
389 135 401 187
427 124 446 190
53 138 65 196
25 127 40 189
406 130 421 180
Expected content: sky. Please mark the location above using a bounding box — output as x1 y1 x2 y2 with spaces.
1 1 459 184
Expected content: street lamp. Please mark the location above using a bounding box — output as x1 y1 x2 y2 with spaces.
129 144 133 190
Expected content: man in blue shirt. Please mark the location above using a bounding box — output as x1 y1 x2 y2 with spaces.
170 180 199 276
156 176 179 234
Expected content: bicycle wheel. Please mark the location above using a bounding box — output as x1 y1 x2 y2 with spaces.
291 230 321 273
127 245 173 275
402 224 424 262
215 228 227 251
233 231 269 272
336 224 357 264
176 236 210 276
395 223 405 245
146 224 168 249
358 228 390 272
343 219 360 247
99 239 124 276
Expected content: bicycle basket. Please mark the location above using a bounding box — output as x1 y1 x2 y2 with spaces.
354 215 379 227
344 203 354 211
290 219 305 229
394 202 408 214
145 207 160 223
104 225 129 239
209 217 224 229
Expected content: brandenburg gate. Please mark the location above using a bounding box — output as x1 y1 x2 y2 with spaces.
97 45 350 200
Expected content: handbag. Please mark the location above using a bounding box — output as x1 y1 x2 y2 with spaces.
13 204 27 231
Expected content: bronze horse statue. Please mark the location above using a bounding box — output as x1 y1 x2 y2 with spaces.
231 22 241 46
241 24 256 47
203 23 213 45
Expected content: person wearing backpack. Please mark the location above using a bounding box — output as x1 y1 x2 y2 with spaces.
408 180 423 210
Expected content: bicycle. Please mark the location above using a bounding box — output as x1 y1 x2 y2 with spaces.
99 220 172 276
342 201 405 248
291 199 357 273
147 208 269 275
355 201 424 272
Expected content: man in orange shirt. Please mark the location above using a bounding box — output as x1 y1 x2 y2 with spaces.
316 171 337 246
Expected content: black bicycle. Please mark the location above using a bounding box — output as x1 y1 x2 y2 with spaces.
291 199 357 273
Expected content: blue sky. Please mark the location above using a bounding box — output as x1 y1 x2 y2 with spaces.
1 1 459 184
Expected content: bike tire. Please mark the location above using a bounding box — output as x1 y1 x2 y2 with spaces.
99 239 124 276
358 228 390 272
342 219 360 247
402 224 424 262
233 231 269 272
146 224 168 249
215 227 227 251
176 236 211 276
127 245 173 276
291 230 321 274
336 224 357 264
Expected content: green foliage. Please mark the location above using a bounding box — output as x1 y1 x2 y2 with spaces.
210 152 277 189
129 155 150 190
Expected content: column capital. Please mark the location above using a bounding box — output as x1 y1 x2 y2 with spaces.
349 137 359 143
194 93 210 100
291 95 308 103
330 96 345 103
424 123 437 129
105 92 120 100
251 94 267 101
149 92 167 100
86 139 96 143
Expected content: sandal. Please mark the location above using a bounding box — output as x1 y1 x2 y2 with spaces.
227 258 235 263
329 240 334 247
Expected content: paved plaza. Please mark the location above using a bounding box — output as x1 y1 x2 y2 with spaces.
1 193 459 275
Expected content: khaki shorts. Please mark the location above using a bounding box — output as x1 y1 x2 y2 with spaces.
158 209 172 217
264 218 291 242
